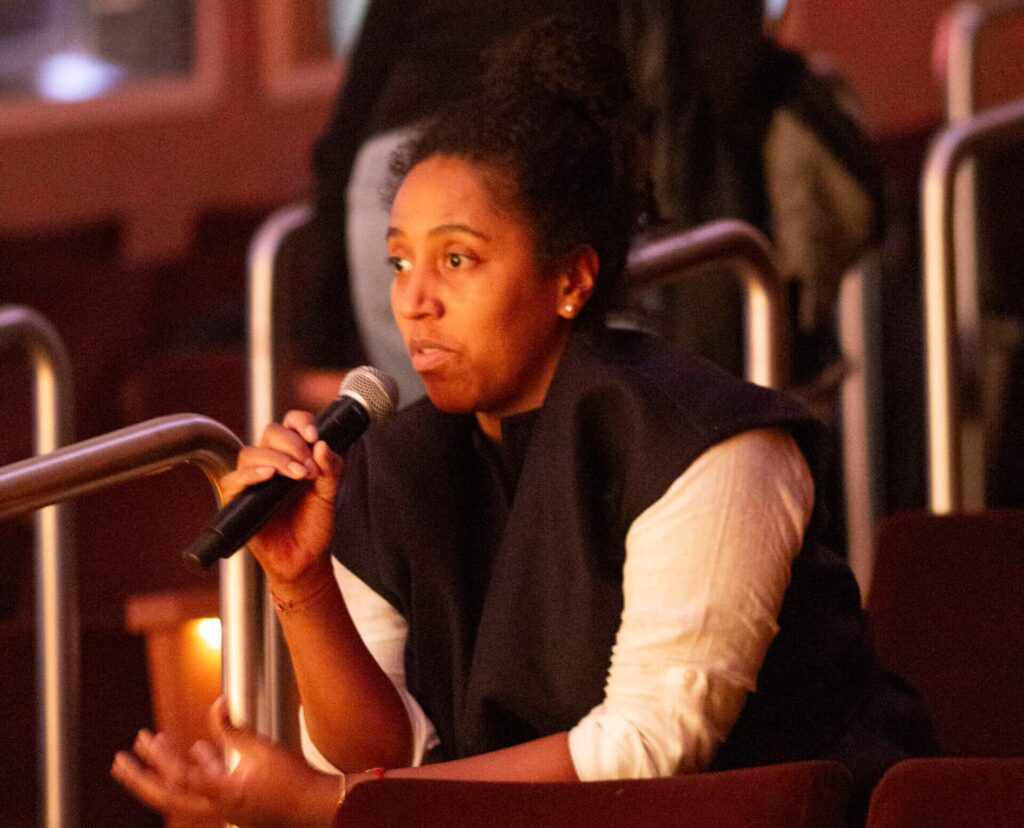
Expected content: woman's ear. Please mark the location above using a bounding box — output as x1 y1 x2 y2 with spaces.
557 245 598 319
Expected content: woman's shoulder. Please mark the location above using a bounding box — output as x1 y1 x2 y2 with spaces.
555 329 825 478
568 329 806 421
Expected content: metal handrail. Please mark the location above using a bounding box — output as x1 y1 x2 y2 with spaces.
837 256 885 600
248 203 313 441
247 201 313 741
0 414 253 821
626 219 789 389
944 0 1024 122
939 2 1024 509
0 414 241 517
0 305 75 828
921 98 1024 512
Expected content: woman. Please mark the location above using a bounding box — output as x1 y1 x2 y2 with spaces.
112 19 932 826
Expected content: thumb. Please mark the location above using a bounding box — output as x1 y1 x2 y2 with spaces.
208 696 269 758
209 696 242 743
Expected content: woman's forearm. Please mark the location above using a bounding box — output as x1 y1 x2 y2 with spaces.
348 732 578 789
273 569 413 770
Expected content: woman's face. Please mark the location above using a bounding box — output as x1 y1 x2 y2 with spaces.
388 155 590 437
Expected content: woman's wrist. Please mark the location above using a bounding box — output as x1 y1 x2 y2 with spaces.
268 559 337 611
308 770 347 826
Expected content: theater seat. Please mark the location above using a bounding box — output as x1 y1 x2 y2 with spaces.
867 510 1024 757
336 761 852 827
866 758 1024 827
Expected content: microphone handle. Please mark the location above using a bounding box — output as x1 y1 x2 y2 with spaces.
181 397 370 572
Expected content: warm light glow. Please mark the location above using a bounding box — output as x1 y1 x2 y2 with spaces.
194 617 222 652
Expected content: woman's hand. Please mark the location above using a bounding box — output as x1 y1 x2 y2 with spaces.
219 411 343 593
111 698 341 828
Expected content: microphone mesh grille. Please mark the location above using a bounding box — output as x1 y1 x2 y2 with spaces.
340 366 399 422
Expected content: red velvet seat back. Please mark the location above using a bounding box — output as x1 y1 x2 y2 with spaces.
866 757 1024 827
337 761 851 827
867 510 1024 756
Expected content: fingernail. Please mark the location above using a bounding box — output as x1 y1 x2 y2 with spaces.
304 425 318 443
287 461 307 478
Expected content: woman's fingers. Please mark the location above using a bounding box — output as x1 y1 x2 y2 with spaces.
221 430 342 501
218 429 318 503
282 409 319 444
189 739 227 777
240 445 317 481
183 741 243 809
209 695 234 738
111 750 178 813
313 439 343 474
111 716 239 821
115 704 338 826
111 743 217 819
257 422 321 470
133 730 189 788
226 416 324 481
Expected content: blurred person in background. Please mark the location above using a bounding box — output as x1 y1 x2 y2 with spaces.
620 0 882 399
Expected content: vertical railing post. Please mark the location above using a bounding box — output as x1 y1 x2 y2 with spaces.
625 220 789 389
0 305 75 828
245 203 313 740
921 99 1024 512
944 1 1024 121
0 415 243 827
837 257 885 599
938 1 1024 509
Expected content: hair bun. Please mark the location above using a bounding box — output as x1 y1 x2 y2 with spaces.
483 17 632 126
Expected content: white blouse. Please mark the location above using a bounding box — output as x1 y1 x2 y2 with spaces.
301 427 815 779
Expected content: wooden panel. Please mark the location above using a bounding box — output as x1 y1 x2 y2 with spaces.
0 0 342 264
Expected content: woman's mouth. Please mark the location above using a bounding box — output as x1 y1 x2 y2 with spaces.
410 340 455 372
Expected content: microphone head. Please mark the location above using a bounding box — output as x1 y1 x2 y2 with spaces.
339 366 399 422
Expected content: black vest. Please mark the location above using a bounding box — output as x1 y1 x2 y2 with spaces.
333 331 893 768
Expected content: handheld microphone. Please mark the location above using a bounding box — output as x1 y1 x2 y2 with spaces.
181 366 398 572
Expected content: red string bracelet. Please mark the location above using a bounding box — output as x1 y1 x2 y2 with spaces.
368 766 386 780
270 576 336 614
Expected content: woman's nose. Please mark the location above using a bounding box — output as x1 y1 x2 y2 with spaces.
392 262 442 320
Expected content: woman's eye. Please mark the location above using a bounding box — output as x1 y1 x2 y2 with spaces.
387 255 411 273
445 252 474 269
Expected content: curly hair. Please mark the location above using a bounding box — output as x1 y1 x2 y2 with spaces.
390 17 648 328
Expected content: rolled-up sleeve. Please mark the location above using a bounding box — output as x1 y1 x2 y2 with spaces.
568 428 815 780
299 558 439 772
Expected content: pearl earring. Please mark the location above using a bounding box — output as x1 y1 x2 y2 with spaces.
563 304 574 314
